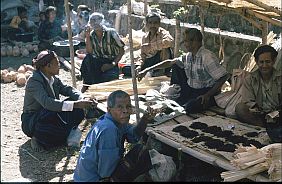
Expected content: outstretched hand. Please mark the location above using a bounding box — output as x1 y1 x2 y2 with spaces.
136 66 147 82
142 105 158 122
196 94 210 109
74 99 98 109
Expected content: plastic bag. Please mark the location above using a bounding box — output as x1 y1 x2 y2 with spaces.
67 127 82 148
148 149 176 182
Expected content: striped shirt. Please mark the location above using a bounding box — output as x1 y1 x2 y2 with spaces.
90 26 124 59
176 46 228 89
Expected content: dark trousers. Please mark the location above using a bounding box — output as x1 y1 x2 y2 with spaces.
141 48 173 76
170 64 216 113
80 54 119 85
24 108 84 149
111 144 152 182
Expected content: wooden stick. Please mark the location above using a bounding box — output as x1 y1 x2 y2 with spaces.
20 148 40 162
128 0 140 122
64 0 77 88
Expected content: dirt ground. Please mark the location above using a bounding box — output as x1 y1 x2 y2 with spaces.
1 55 94 182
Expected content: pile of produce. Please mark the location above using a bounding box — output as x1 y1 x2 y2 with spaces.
1 42 38 57
1 64 34 86
221 143 282 181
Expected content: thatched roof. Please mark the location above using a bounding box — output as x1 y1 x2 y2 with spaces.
147 0 281 28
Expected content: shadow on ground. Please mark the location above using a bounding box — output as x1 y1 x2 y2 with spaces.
18 140 79 182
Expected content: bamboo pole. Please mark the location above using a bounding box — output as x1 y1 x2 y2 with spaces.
144 0 148 16
174 18 181 57
199 6 205 46
262 21 268 44
128 0 140 123
64 0 76 88
243 0 282 17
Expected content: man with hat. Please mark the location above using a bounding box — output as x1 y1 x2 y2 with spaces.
80 12 125 93
21 50 97 151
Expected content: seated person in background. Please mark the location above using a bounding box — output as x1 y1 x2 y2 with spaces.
9 7 35 40
235 45 281 130
136 12 174 78
61 2 77 33
72 10 90 43
137 28 230 114
74 90 157 182
38 6 64 51
21 50 97 152
38 11 46 27
73 5 91 34
80 12 125 93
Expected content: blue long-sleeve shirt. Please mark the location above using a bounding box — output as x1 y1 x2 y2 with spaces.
73 113 140 182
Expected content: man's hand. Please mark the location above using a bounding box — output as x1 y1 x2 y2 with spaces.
137 69 147 82
141 43 151 53
142 106 158 122
101 63 114 72
85 26 91 38
196 94 210 109
74 99 97 109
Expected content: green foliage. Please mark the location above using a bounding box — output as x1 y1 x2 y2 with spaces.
173 7 188 19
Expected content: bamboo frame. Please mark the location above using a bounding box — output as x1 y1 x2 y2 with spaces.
243 0 282 16
247 9 282 27
146 129 271 182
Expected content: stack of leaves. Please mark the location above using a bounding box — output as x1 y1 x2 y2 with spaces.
221 143 282 182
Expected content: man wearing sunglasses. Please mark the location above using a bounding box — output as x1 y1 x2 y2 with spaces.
21 50 97 152
137 28 230 114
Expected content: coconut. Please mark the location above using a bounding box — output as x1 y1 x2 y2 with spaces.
21 48 29 57
24 64 35 72
17 65 26 73
16 73 27 86
33 45 39 53
1 46 7 56
25 70 33 79
12 46 20 57
3 72 14 83
9 71 18 81
6 46 13 56
26 44 34 52
1 69 9 82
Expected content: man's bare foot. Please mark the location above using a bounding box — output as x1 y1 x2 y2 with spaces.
31 137 44 152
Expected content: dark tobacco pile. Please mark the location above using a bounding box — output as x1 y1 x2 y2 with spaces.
217 143 237 152
172 125 199 139
204 138 225 149
191 136 211 143
189 122 208 130
202 126 222 134
244 132 258 137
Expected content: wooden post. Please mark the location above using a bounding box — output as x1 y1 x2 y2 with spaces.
64 0 76 88
174 18 181 57
144 0 148 16
261 21 268 44
128 0 140 123
199 6 205 46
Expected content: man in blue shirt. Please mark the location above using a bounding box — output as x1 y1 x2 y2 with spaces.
74 90 157 181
